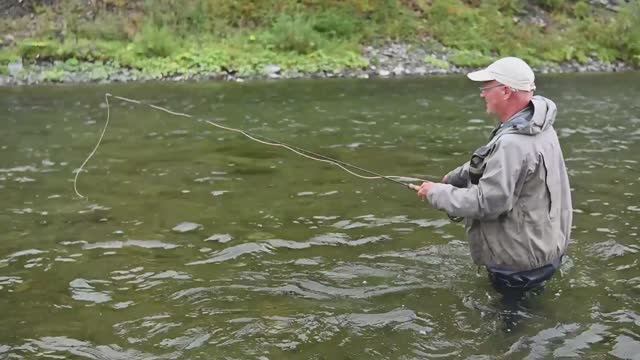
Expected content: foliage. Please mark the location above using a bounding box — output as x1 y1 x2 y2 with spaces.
42 68 66 82
1 0 639 82
263 14 325 55
536 0 568 11
18 40 59 62
423 55 450 69
0 49 20 66
312 10 361 39
133 23 180 58
573 1 591 19
449 50 493 67
76 11 130 41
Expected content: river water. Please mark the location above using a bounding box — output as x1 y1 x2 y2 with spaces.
1 73 639 359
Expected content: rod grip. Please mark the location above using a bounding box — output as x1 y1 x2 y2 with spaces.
407 183 420 191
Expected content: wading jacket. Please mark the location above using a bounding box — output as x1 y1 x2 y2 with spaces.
427 96 572 271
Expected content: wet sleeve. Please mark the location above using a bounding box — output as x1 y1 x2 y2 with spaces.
444 162 470 188
427 141 525 220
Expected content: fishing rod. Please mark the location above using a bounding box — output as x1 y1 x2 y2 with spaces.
73 94 425 198
248 132 425 189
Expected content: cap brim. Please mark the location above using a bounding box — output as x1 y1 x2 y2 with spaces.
466 69 495 82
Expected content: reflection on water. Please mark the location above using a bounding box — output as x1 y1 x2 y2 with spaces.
1 73 639 358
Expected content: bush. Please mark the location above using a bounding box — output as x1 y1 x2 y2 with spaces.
613 1 640 65
0 50 20 66
133 23 180 57
537 0 568 11
450 50 493 67
426 0 494 52
573 1 591 19
312 10 361 39
423 55 450 69
19 40 58 62
264 14 325 54
77 12 130 41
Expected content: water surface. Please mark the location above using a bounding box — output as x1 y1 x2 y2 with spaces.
1 73 639 359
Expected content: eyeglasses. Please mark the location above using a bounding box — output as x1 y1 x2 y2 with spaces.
479 84 506 92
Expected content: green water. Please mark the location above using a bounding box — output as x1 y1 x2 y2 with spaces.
1 74 639 359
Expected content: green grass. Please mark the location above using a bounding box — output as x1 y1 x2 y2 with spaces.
0 0 638 80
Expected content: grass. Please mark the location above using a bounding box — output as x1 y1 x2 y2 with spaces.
0 0 638 80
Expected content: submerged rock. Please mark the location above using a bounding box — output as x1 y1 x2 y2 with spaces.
172 222 203 233
589 240 639 260
204 234 233 243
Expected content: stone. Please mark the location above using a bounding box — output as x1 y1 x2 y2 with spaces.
204 234 233 243
8 61 23 77
414 66 428 75
3 34 15 46
172 222 203 233
263 64 281 76
392 65 405 76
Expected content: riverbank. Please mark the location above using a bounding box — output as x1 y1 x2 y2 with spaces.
0 42 635 86
1 0 638 86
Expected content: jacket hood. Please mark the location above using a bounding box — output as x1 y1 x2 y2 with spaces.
503 95 557 136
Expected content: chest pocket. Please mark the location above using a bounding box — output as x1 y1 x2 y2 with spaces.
469 145 494 185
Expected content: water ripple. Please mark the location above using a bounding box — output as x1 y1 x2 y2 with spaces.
82 240 180 250
15 336 177 359
187 243 273 265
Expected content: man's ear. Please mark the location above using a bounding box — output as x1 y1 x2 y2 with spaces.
503 87 515 99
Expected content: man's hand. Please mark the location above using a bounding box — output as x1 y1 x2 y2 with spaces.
416 181 436 201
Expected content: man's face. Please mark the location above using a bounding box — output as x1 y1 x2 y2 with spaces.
479 80 506 116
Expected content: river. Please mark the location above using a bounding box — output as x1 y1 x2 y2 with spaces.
1 73 639 358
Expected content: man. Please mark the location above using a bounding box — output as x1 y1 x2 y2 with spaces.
414 57 572 292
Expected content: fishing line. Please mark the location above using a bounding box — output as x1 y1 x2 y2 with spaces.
73 93 426 199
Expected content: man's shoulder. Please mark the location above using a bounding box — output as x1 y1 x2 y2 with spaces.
493 132 534 148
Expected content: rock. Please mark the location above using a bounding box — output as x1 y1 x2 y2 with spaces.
378 69 391 77
204 234 233 243
414 66 428 76
392 65 405 76
8 61 23 77
294 258 320 266
3 34 15 46
263 64 281 76
172 222 203 233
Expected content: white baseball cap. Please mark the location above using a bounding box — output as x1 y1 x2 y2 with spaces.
467 57 536 91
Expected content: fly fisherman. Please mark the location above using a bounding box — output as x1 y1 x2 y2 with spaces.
414 57 572 293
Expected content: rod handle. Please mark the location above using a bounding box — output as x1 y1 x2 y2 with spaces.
407 183 420 191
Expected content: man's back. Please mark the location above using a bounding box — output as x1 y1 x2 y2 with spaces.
428 96 572 271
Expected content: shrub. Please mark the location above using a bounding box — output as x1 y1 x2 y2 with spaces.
77 12 130 41
573 1 591 19
264 14 325 54
450 50 493 67
133 23 180 57
312 10 361 39
19 40 58 62
423 55 450 69
537 0 568 11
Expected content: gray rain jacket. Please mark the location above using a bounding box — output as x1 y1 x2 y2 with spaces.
427 96 572 272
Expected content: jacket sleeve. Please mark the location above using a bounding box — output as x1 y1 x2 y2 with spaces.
444 162 470 188
427 140 525 220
